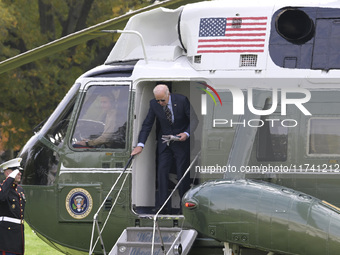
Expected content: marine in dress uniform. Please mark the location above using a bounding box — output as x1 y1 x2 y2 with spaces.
0 158 26 255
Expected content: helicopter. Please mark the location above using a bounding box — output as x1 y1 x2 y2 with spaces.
2 0 340 254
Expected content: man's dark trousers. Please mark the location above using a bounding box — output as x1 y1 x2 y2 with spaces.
157 138 190 210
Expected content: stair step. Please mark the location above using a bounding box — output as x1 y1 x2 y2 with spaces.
116 242 172 254
117 241 173 246
109 227 197 255
125 227 181 243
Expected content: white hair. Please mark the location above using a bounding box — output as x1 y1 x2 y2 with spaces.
153 84 169 96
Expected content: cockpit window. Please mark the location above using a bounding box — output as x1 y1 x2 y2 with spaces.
72 85 129 149
308 118 340 155
43 83 80 147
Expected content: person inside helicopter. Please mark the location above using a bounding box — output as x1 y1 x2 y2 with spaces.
72 86 128 149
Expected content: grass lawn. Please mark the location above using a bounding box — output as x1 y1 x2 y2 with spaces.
25 222 64 255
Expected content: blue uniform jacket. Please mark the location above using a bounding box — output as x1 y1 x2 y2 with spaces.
0 176 26 254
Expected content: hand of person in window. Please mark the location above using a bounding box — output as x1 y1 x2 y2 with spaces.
74 140 90 147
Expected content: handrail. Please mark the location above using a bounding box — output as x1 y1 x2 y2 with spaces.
89 156 134 255
101 30 148 64
151 151 201 255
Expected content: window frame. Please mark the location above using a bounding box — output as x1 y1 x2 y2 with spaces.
70 81 131 151
307 117 340 157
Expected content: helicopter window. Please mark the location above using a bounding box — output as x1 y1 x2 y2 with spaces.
43 83 80 147
308 118 340 155
256 116 288 161
72 85 129 149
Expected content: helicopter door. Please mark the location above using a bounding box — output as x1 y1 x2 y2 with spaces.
58 83 131 223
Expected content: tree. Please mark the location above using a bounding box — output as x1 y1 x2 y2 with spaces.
0 0 151 159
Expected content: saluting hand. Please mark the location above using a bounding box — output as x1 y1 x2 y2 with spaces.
9 169 20 179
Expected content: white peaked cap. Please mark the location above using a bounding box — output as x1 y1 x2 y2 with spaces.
0 158 22 173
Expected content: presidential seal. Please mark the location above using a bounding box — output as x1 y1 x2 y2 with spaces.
65 188 93 219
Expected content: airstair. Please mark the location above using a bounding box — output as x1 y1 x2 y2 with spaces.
89 153 200 255
109 226 197 255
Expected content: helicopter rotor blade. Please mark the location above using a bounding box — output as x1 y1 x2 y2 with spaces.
0 0 203 75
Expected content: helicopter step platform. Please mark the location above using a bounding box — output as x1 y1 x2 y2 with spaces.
109 226 197 255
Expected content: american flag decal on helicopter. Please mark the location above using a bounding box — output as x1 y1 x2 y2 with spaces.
197 16 268 53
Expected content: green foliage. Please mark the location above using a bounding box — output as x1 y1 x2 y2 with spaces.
0 0 151 155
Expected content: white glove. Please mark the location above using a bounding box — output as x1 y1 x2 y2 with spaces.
162 135 180 146
8 169 20 179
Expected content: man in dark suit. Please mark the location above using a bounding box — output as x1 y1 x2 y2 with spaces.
131 84 198 213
